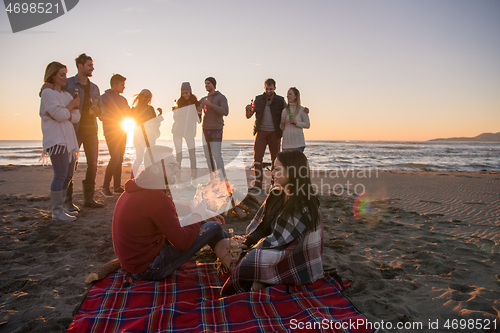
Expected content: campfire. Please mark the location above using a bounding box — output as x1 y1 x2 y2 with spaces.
197 177 262 219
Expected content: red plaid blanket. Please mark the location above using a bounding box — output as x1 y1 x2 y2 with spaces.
68 262 375 332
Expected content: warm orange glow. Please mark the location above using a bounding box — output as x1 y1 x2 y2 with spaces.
122 118 136 134
122 118 136 147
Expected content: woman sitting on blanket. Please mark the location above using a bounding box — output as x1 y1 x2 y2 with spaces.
221 149 324 296
112 145 240 281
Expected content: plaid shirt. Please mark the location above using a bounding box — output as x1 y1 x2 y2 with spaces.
221 200 324 296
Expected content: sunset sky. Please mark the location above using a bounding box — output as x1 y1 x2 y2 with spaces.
0 0 499 142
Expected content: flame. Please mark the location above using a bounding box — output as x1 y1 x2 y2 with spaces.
199 177 236 213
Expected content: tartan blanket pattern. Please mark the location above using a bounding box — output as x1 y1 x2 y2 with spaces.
223 203 325 295
68 262 374 333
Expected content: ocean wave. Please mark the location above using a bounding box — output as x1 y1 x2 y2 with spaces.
3 155 42 160
381 146 419 150
2 141 500 171
469 163 500 170
230 143 253 148
479 148 500 152
394 163 439 171
0 147 43 156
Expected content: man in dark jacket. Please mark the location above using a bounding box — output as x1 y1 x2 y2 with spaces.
56 53 105 209
100 74 130 197
245 78 286 193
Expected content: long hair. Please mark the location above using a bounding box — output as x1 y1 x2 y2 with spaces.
286 87 301 115
132 89 152 107
44 62 66 84
276 149 320 231
177 93 200 108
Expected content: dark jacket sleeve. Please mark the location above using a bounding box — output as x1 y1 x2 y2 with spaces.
242 189 285 248
242 217 273 248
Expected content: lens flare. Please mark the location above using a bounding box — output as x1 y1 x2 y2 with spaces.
122 118 136 148
122 118 136 133
353 191 387 223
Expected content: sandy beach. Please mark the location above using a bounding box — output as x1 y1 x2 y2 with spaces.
0 165 499 332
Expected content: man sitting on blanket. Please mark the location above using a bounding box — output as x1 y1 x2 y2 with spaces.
112 145 240 281
221 149 324 296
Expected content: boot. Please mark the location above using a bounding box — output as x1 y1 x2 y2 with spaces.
175 170 182 184
62 188 78 216
82 181 104 208
64 181 80 212
51 191 77 222
190 168 197 187
173 159 182 188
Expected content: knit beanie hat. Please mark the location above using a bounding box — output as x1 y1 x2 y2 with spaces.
205 77 217 88
180 82 192 93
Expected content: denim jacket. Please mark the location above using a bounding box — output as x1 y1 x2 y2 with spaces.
63 75 105 132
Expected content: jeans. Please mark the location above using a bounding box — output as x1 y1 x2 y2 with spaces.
253 130 281 188
49 146 76 191
76 129 99 184
131 220 225 281
295 146 305 153
202 129 225 177
103 132 127 189
132 127 159 178
173 136 196 170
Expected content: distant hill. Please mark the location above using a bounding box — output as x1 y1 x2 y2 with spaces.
429 132 500 142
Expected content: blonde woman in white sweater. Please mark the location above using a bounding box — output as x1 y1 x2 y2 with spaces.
280 87 310 152
40 62 81 222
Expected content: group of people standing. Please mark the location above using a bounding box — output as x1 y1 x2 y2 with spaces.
245 78 311 194
171 77 229 186
40 52 311 222
38 52 231 222
39 54 162 221
170 77 312 194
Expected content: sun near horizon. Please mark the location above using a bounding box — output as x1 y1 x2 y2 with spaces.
2 107 497 142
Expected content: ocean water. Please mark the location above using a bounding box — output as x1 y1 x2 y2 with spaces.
1 140 499 171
